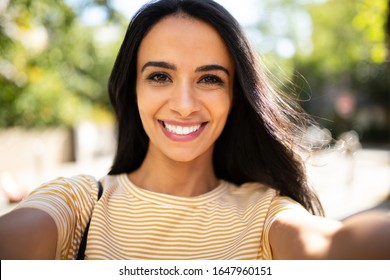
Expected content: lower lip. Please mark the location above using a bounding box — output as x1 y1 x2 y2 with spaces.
159 121 207 142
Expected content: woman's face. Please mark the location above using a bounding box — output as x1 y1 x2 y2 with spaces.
136 15 234 163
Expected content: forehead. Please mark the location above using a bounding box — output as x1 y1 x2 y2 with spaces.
137 15 233 70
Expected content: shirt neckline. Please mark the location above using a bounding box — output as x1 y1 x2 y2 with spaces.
118 173 229 207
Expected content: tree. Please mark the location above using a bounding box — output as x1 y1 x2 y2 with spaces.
291 0 389 142
0 0 124 127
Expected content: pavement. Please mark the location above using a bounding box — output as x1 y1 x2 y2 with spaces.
0 149 389 220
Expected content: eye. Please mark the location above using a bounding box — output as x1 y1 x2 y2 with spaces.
147 72 172 84
199 74 224 85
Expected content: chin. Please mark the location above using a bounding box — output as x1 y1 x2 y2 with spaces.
166 153 200 163
162 146 212 164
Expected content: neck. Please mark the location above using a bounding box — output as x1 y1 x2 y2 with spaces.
128 149 219 197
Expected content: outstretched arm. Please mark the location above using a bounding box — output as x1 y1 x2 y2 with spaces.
0 208 57 259
328 210 390 259
270 209 390 259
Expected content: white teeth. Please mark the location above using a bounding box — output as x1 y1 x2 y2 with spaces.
164 123 202 135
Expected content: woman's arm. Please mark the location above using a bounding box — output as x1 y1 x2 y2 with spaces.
269 209 390 259
0 208 57 259
328 210 390 259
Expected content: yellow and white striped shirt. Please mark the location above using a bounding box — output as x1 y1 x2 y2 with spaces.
17 174 305 259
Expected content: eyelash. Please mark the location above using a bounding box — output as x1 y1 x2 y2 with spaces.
146 73 224 86
199 74 224 85
147 72 171 84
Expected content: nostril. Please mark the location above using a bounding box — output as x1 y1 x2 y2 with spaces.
169 93 200 117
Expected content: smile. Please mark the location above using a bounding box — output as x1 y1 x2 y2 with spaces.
163 122 202 135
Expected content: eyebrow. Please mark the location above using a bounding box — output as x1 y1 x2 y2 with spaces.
141 61 230 76
141 61 176 72
195 64 230 76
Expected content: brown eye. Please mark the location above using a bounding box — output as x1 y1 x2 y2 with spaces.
199 74 224 85
147 73 172 84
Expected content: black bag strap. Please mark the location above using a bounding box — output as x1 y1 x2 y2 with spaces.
76 181 103 260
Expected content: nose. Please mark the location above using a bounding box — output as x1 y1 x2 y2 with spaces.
169 82 200 117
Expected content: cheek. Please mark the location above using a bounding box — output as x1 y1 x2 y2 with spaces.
214 94 232 120
204 94 232 139
136 89 167 132
136 84 154 114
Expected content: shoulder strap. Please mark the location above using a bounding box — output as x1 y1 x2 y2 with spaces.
76 181 103 260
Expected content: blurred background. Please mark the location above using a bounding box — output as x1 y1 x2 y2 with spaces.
0 0 389 219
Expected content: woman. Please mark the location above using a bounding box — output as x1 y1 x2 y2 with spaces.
0 0 389 260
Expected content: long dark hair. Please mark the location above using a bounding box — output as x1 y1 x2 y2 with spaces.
108 0 324 216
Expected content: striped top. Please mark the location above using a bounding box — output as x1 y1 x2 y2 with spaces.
17 174 306 260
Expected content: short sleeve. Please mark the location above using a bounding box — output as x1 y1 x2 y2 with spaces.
16 175 99 259
261 194 307 259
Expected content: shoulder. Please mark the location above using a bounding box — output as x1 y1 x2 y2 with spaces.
235 182 309 259
220 181 305 223
227 181 304 210
269 206 342 259
219 181 275 206
16 174 101 215
222 181 316 259
44 174 99 191
3 174 102 260
30 174 99 197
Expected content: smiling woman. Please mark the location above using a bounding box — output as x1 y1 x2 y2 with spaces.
134 15 233 178
0 0 389 260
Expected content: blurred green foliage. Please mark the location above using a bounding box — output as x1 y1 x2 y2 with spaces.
295 0 389 142
0 0 125 127
256 0 388 143
296 0 387 85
